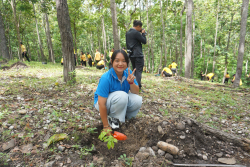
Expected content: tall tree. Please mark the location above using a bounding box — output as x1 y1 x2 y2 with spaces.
191 5 195 78
179 1 186 76
44 13 55 63
56 0 75 83
0 10 10 59
110 0 119 50
10 0 21 60
160 0 166 66
212 0 219 73
185 0 193 78
234 0 249 87
33 3 45 62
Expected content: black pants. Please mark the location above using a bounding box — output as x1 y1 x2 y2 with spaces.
61 63 63 65
109 62 112 69
224 78 229 83
81 60 86 66
130 57 144 89
74 54 76 66
163 71 172 77
88 59 92 67
22 52 30 62
96 65 104 70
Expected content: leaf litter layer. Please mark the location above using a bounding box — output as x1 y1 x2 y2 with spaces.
0 61 250 166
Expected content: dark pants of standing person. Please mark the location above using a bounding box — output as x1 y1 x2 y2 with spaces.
22 52 30 62
96 65 104 70
224 78 229 83
74 54 76 66
88 59 92 67
130 57 144 89
163 71 172 77
109 62 112 69
81 60 86 66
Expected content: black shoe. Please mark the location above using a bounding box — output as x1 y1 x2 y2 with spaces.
108 116 120 129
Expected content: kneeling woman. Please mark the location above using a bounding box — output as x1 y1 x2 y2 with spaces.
94 50 142 133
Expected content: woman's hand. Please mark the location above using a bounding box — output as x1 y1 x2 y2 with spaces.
127 68 136 84
103 126 112 136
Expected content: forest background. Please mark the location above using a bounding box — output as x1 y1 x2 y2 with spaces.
0 0 250 84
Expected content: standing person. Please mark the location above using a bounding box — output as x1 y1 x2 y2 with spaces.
200 71 205 80
94 49 142 132
61 57 63 65
74 49 77 66
126 20 147 92
224 72 230 84
170 60 178 76
20 42 30 62
87 52 92 67
109 48 114 69
80 51 86 66
231 74 242 85
94 49 101 64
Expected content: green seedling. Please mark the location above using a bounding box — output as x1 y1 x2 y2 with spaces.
98 130 117 149
87 127 97 134
118 154 133 166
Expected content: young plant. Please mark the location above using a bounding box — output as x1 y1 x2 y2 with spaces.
98 130 117 149
118 154 133 166
80 144 95 159
87 127 97 134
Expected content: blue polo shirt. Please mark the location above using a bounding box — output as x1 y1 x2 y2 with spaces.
94 68 138 105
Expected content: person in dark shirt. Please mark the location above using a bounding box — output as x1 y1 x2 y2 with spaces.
200 71 205 80
126 20 147 92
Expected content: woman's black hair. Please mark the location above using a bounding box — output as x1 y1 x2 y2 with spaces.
111 49 129 66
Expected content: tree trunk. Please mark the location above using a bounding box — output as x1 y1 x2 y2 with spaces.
234 0 249 87
102 15 107 67
151 34 154 74
160 0 167 66
222 13 234 83
146 0 151 73
200 38 202 58
56 0 76 83
110 0 120 50
34 38 40 61
0 11 10 59
10 0 21 60
45 13 55 63
33 3 45 62
180 1 186 76
26 38 31 61
212 0 219 73
8 24 13 59
191 8 195 78
43 15 52 61
185 0 193 78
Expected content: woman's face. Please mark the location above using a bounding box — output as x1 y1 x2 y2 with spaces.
112 53 127 74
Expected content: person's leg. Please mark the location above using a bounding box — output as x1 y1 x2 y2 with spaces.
163 71 168 77
84 61 86 66
89 59 92 67
24 52 30 62
134 57 144 89
130 57 136 71
95 91 129 123
126 93 142 119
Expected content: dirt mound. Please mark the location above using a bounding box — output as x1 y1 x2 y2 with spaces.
1 61 28 70
30 117 249 167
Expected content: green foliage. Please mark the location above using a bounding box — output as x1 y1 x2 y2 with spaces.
118 154 133 166
87 127 98 134
98 130 117 149
80 144 95 159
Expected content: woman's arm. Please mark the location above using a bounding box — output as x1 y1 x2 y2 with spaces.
130 83 139 94
98 96 112 134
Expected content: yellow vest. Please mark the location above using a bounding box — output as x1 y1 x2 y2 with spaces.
95 52 101 61
80 54 86 61
97 60 104 66
21 45 26 52
163 67 172 74
171 62 177 68
207 73 215 80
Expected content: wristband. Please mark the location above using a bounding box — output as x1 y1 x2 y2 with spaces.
128 82 134 85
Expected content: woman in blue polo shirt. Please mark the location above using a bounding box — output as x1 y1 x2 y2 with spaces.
94 50 142 134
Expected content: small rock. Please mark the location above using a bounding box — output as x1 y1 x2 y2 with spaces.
166 139 172 143
154 117 160 122
136 152 150 160
139 147 146 152
97 157 104 164
20 144 33 153
216 152 223 158
18 109 27 114
212 117 219 121
203 155 208 160
43 143 48 149
238 131 242 134
152 146 158 152
44 161 55 167
9 126 14 130
2 139 15 151
186 119 193 126
67 157 71 164
165 153 173 161
58 146 65 152
145 147 155 156
197 153 203 159
55 127 62 133
158 126 164 134
158 149 165 156
176 122 185 130
218 157 236 165
180 135 186 140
